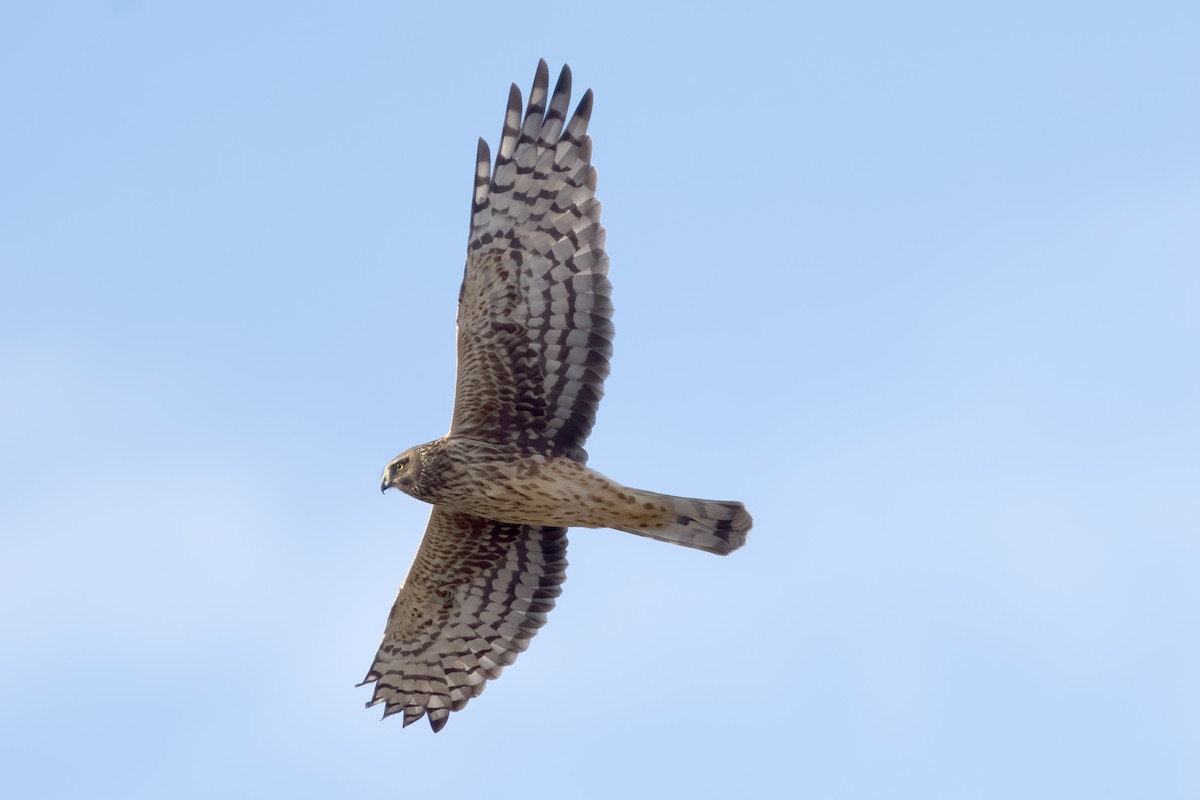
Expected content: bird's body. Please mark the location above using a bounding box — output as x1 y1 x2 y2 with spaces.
363 61 752 731
383 436 750 552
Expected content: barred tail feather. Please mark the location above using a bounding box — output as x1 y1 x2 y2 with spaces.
614 491 751 556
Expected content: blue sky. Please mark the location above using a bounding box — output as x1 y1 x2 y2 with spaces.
2 1 1197 797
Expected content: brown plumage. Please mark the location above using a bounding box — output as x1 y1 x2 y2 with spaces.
362 60 751 732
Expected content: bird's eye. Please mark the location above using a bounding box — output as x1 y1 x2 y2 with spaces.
396 462 406 472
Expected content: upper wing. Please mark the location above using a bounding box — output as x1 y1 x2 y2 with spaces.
360 507 568 731
450 61 613 463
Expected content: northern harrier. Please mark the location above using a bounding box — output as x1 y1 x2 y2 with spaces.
363 61 752 731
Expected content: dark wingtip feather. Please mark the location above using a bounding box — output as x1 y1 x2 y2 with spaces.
552 64 572 106
575 88 593 123
474 137 491 184
507 83 522 115
498 84 523 160
469 137 491 219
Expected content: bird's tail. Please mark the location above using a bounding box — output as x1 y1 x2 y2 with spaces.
613 489 751 556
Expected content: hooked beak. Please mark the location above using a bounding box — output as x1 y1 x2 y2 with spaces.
380 470 391 494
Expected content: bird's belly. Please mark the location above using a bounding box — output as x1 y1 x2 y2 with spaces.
437 454 670 530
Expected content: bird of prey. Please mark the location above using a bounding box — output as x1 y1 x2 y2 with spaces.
363 60 752 731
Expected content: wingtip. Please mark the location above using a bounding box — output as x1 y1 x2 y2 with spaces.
576 88 594 121
475 136 491 171
551 63 572 102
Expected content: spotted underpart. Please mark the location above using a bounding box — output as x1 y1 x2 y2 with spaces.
363 61 752 733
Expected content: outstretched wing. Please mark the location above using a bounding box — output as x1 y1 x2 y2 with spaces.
450 60 613 463
360 508 568 731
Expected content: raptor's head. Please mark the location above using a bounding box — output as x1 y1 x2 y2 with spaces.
380 443 435 499
380 449 418 496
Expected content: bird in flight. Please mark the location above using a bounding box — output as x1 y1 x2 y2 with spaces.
363 60 752 731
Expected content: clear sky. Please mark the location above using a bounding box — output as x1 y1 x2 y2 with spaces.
2 2 1198 798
